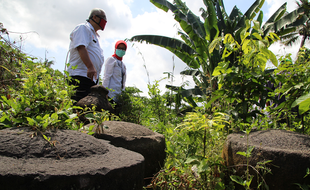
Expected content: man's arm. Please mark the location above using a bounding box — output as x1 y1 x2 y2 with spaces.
77 45 97 81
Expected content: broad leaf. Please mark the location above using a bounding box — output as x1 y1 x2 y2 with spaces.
292 93 310 114
244 0 265 20
180 69 199 76
274 7 305 32
263 2 287 31
235 0 265 31
130 35 194 54
204 0 219 41
150 0 176 13
130 35 200 68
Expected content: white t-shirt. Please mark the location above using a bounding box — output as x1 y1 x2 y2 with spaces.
102 57 127 101
67 22 104 83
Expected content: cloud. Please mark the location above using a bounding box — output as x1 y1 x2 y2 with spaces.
0 0 133 50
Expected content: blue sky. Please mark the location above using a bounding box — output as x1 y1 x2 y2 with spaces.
0 0 303 96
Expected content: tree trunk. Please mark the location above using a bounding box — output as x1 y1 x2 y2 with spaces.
300 34 306 48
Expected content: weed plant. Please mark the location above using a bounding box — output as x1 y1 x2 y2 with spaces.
0 57 80 130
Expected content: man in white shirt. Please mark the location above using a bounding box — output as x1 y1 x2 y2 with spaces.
67 8 107 102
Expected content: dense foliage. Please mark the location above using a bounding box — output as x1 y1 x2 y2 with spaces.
130 0 306 110
128 0 310 189
1 0 310 188
0 23 81 131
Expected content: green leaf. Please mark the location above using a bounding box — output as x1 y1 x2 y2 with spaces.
292 93 310 114
130 35 199 69
274 6 305 32
130 35 194 54
150 0 175 13
257 11 263 27
252 32 263 40
204 0 219 41
51 113 58 120
43 134 51 142
243 0 265 20
212 61 230 76
197 159 209 173
268 49 278 67
236 151 247 157
230 175 245 186
209 37 222 53
245 176 254 187
215 1 227 33
206 95 222 109
262 2 287 32
185 157 200 165
180 69 199 76
26 117 36 126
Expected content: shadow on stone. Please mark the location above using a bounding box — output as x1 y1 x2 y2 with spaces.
222 129 310 190
0 127 144 190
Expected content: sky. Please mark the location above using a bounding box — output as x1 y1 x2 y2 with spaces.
0 0 305 96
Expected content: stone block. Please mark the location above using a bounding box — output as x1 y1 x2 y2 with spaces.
222 129 310 190
0 127 144 190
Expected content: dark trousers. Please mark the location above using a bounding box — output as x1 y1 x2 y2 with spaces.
68 76 96 102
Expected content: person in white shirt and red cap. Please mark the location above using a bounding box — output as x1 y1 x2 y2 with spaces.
67 8 107 102
102 40 127 104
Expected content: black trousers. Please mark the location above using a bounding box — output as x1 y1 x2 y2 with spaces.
68 76 96 102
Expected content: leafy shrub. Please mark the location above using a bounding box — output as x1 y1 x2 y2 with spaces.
117 86 146 124
0 23 25 96
0 59 79 130
0 28 79 131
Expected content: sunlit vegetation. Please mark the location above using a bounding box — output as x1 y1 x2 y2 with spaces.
1 0 310 189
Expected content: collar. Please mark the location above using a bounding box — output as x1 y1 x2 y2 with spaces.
112 54 122 61
86 22 100 37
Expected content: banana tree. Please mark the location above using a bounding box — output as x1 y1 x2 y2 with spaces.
130 0 307 108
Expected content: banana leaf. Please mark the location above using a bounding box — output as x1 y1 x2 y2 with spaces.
130 35 194 54
150 0 177 13
274 7 305 32
203 0 219 41
151 0 205 39
263 2 287 30
235 0 265 31
243 0 265 20
216 1 227 33
180 69 200 76
166 84 198 107
130 35 201 69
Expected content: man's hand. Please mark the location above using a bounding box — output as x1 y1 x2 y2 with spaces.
87 66 97 81
77 45 97 81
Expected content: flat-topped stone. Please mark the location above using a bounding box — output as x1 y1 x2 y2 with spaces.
98 121 155 137
89 121 166 182
0 127 109 158
0 127 144 190
222 129 310 190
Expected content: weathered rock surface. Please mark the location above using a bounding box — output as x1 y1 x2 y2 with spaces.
88 121 166 181
76 85 113 112
222 129 310 190
0 127 144 190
